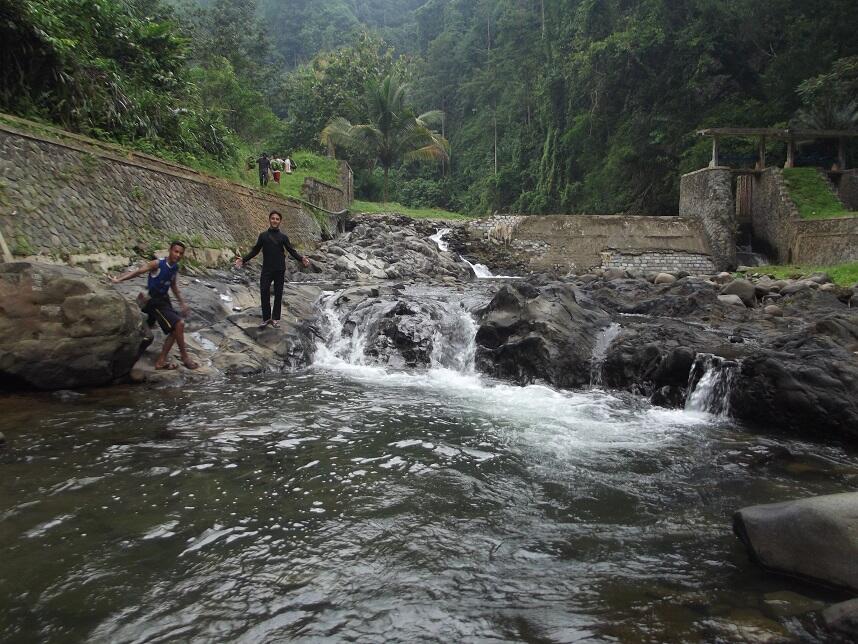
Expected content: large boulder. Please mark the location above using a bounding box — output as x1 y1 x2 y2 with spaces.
475 282 609 387
731 315 858 440
733 492 858 592
0 262 145 389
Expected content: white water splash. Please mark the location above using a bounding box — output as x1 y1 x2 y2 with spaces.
590 323 622 388
685 354 739 417
312 292 706 454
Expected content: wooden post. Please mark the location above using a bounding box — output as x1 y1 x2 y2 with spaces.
709 136 720 168
757 136 767 170
838 137 847 170
785 137 795 168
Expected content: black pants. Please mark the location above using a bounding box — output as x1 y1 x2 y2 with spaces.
260 269 285 321
259 169 268 186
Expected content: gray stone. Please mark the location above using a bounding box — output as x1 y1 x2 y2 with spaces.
0 262 145 389
733 492 858 592
713 271 733 284
823 598 858 637
807 272 832 285
720 279 756 306
603 267 627 281
0 431 5 447
763 304 784 317
718 294 746 307
780 280 816 296
654 272 676 285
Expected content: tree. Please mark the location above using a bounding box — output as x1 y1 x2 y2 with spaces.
321 75 449 202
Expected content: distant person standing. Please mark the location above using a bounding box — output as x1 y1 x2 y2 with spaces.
257 152 271 187
234 210 311 328
111 241 199 370
284 156 295 174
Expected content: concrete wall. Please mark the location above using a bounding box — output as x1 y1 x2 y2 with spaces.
678 167 736 270
467 214 712 274
750 167 858 264
0 120 345 263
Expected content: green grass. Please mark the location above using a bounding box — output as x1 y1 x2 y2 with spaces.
749 262 858 287
782 167 858 220
351 199 470 220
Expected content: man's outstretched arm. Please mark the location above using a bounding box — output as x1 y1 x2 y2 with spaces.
282 235 310 267
111 259 158 284
235 234 264 268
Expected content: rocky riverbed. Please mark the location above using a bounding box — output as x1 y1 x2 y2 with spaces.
2 214 858 638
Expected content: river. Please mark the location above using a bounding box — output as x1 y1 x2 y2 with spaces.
1 288 856 642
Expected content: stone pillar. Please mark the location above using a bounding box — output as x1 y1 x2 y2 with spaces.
679 167 736 271
785 138 795 168
709 136 721 168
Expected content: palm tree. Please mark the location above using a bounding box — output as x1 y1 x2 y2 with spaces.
321 75 449 203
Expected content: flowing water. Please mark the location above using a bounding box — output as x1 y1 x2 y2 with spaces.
1 291 857 643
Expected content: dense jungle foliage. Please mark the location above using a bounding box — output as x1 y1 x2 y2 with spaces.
2 0 857 215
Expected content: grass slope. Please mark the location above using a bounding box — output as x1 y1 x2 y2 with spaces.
352 199 469 220
782 168 857 220
750 262 858 287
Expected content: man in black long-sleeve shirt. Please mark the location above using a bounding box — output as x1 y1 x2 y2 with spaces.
235 210 311 328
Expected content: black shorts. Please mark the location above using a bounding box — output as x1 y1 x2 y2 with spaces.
144 297 181 334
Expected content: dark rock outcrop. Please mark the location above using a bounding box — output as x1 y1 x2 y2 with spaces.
475 282 610 387
0 262 145 389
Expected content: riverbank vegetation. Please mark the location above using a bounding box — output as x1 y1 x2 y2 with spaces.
2 1 857 216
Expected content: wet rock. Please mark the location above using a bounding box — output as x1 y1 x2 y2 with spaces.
733 492 858 592
807 272 832 285
823 598 858 637
762 590 825 618
653 272 676 285
0 262 145 389
721 279 756 306
718 294 746 307
763 305 784 317
475 282 609 387
603 268 628 281
0 431 5 448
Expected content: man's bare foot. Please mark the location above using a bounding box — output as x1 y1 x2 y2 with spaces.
155 360 178 370
180 354 199 370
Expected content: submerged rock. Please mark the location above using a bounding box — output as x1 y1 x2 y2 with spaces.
733 492 858 592
823 598 858 638
0 262 145 389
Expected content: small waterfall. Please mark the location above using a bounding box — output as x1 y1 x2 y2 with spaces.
430 305 478 374
314 291 478 375
429 228 518 280
590 323 621 388
685 354 739 417
429 228 451 252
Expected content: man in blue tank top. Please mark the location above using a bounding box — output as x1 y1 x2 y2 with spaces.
111 241 199 370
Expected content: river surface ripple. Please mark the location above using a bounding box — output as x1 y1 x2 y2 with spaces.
1 367 857 642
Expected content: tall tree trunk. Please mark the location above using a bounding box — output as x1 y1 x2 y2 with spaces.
383 166 389 203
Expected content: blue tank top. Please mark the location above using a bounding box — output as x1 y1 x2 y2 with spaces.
147 258 179 297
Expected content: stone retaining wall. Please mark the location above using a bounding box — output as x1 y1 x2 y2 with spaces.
678 167 736 270
467 214 712 274
0 119 345 263
751 167 858 264
836 169 858 210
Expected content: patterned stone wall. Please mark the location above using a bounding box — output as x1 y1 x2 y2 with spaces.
601 250 715 274
0 122 342 261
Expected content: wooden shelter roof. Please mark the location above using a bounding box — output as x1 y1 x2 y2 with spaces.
698 128 858 139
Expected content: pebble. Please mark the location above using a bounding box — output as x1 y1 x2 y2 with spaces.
718 294 746 307
764 304 784 317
